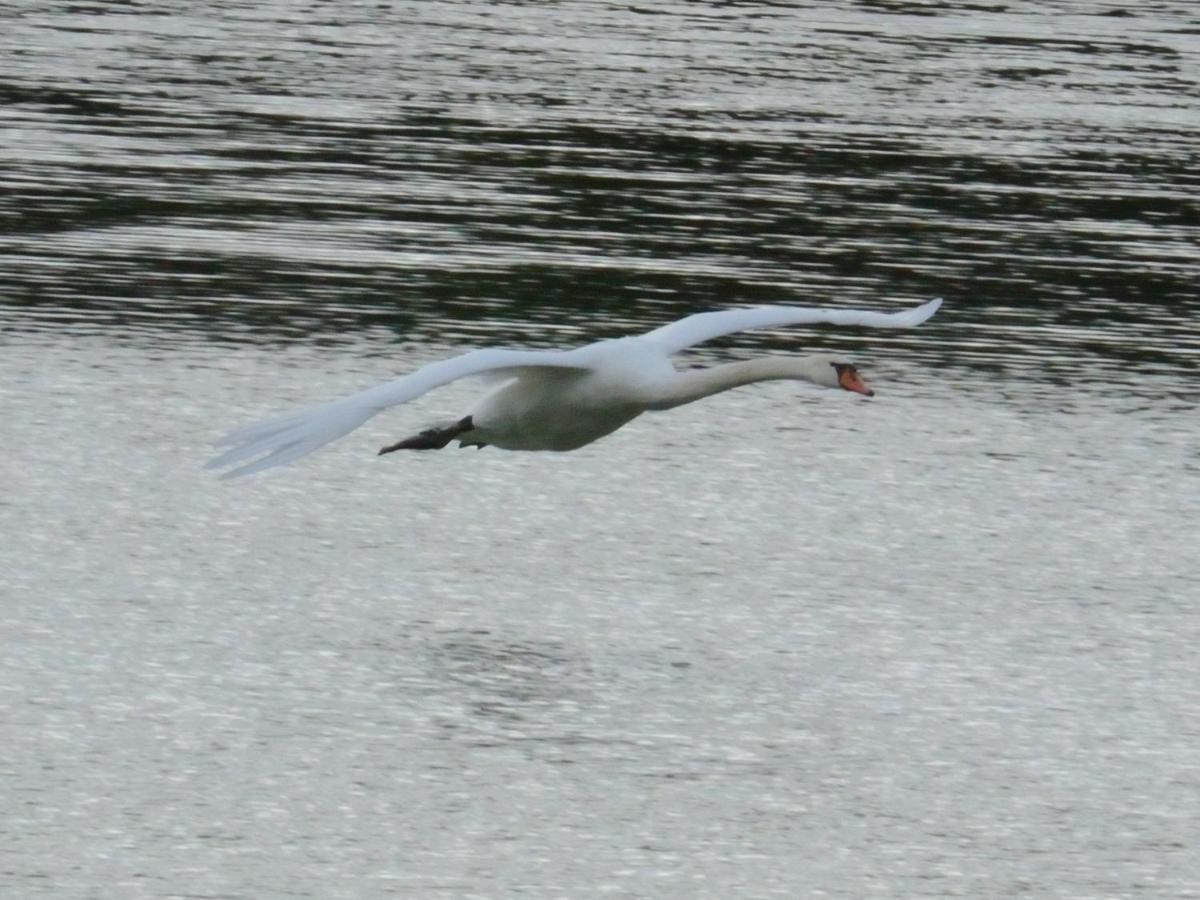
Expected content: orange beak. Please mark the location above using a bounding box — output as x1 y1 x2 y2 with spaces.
838 367 874 397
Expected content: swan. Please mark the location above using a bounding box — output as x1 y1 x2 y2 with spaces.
208 298 942 478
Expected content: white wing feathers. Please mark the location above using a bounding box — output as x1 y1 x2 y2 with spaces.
641 297 943 354
207 347 593 478
209 298 943 478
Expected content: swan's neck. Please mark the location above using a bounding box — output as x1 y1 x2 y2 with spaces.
647 356 833 411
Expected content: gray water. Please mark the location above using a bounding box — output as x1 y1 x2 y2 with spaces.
2 2 1199 898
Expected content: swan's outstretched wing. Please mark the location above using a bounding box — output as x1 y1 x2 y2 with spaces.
640 297 942 354
207 347 594 478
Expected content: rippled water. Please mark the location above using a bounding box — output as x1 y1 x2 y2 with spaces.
2 2 1199 898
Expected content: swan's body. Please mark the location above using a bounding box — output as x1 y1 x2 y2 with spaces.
208 298 941 477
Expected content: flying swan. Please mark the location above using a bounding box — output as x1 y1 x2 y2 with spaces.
208 298 942 478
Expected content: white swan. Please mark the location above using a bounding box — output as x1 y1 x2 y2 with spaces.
208 298 942 478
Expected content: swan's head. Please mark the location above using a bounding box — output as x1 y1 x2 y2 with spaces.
833 361 874 396
807 355 874 396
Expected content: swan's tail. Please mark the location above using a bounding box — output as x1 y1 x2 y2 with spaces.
206 394 382 479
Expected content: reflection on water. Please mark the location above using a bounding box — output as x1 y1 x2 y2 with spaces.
2 1 1197 382
2 2 1199 898
3 328 1197 898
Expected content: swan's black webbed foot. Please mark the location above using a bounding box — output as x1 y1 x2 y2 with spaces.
379 416 474 454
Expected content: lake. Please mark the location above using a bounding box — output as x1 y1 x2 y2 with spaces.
1 2 1198 898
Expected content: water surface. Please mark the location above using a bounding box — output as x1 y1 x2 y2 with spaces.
2 2 1198 898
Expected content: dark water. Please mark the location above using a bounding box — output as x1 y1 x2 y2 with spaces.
2 3 1199 898
3 2 1198 371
